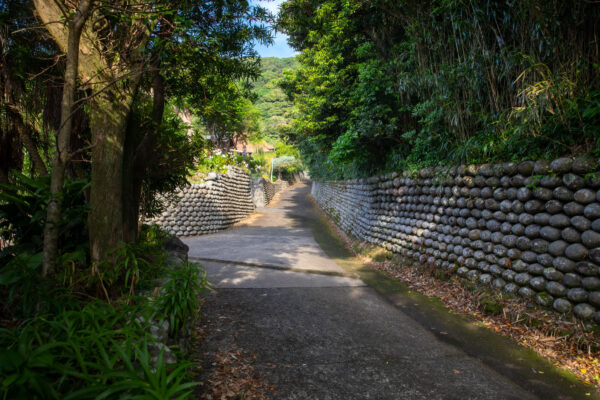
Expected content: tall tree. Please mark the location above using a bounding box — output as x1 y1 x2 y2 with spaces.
34 0 152 266
35 0 270 266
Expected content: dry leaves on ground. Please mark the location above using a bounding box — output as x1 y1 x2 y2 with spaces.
200 345 274 400
191 320 274 400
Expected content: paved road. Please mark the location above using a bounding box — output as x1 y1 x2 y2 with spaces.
184 182 594 400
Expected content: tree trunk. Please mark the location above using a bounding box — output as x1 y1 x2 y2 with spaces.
11 108 48 177
122 124 143 244
122 44 166 243
41 0 92 276
88 82 139 265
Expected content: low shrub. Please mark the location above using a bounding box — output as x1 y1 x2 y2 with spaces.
0 299 198 399
0 223 209 398
159 261 211 337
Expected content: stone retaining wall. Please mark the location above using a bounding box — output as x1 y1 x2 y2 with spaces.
312 158 600 322
251 177 278 208
153 167 287 236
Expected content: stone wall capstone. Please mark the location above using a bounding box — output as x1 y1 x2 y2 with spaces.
152 166 287 236
311 158 600 322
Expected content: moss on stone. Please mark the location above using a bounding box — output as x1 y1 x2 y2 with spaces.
480 298 504 315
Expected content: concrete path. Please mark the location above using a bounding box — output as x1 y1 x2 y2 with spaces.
185 182 595 400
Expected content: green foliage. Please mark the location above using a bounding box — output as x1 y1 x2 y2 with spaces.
279 0 600 179
134 225 171 291
253 57 300 138
127 98 206 220
270 156 303 182
0 173 88 260
92 224 179 299
273 141 299 158
0 174 89 316
198 83 262 151
93 243 149 300
0 226 203 398
166 2 272 155
0 251 45 317
191 152 263 182
481 298 504 316
138 224 170 253
0 300 197 399
159 261 210 337
193 152 235 175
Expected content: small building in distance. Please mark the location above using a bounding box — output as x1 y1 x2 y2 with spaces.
231 140 275 156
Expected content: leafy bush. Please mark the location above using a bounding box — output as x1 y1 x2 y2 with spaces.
280 0 600 179
0 300 198 399
92 242 149 300
0 251 45 317
0 174 90 317
0 219 206 398
159 261 211 337
190 151 265 183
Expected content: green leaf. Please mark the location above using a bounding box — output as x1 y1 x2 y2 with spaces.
0 350 25 372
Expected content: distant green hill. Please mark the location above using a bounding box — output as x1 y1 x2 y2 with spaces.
254 57 299 138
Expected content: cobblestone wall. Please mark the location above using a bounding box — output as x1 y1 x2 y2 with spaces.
153 167 286 236
312 158 600 322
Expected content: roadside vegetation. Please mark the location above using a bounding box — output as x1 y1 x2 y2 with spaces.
188 56 303 183
278 0 600 179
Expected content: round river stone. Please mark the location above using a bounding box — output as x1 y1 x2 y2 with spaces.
567 288 589 303
550 157 573 174
574 303 596 319
584 203 600 220
553 298 573 314
562 273 582 288
574 189 596 204
553 257 575 272
565 243 588 261
571 216 592 232
582 230 600 248
563 173 585 190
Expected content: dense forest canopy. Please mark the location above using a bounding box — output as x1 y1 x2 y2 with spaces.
278 0 600 180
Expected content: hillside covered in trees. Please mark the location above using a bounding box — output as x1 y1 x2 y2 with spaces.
253 57 299 139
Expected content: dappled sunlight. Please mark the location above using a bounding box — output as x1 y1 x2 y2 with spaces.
201 261 364 289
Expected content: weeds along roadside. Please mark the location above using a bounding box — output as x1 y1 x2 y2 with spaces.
0 176 209 399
